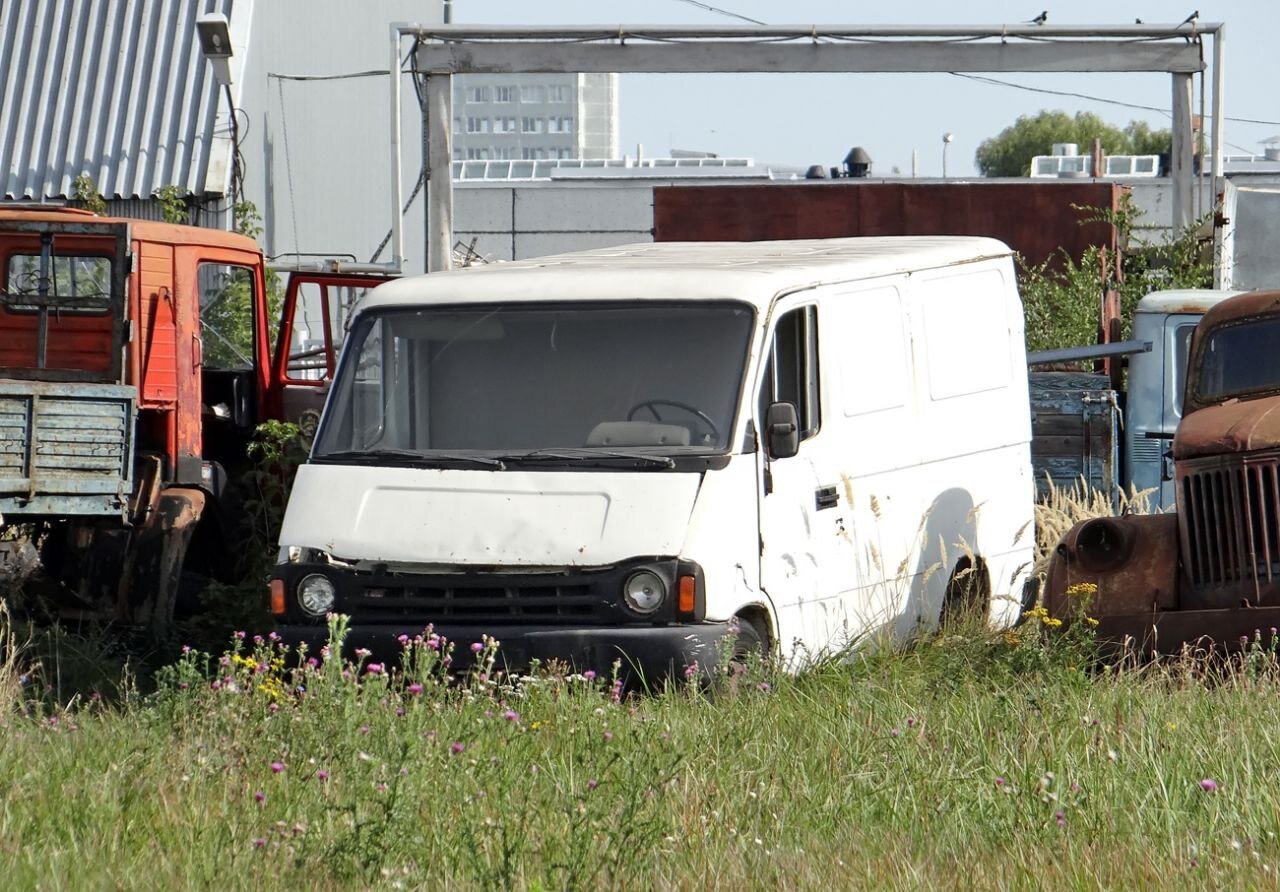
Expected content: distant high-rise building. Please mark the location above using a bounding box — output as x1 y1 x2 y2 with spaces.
452 73 618 161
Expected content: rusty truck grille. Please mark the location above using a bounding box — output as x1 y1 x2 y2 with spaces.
1179 454 1280 595
348 582 602 622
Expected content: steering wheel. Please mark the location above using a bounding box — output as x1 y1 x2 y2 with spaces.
626 399 720 441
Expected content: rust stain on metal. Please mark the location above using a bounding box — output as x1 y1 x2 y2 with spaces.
1173 397 1280 460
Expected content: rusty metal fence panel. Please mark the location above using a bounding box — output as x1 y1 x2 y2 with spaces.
653 181 1123 271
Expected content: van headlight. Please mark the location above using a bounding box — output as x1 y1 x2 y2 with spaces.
297 573 337 616
622 570 666 614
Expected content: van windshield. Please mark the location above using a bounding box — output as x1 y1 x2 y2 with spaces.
313 302 754 463
1196 316 1280 402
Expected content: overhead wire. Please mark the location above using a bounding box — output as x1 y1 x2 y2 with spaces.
671 0 765 26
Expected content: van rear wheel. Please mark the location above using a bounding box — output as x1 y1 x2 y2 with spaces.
939 557 990 629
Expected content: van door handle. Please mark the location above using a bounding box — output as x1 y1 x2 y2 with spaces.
815 485 839 510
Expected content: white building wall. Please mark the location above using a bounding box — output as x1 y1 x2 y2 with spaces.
454 181 656 261
236 0 436 272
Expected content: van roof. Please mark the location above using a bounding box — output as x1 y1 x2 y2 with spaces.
363 237 1013 312
1134 288 1244 315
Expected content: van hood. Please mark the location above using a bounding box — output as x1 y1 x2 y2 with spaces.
279 463 703 567
1174 394 1280 460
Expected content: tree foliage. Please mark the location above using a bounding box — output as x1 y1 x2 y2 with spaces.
975 111 1172 177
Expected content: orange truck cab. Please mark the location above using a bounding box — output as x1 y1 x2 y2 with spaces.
0 207 392 627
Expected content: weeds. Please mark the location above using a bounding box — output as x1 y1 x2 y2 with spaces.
7 606 1280 888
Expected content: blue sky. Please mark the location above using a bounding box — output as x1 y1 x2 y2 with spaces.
450 1 1276 175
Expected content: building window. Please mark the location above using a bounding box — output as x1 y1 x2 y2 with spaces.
494 117 517 134
548 117 574 134
520 84 546 103
465 147 492 160
521 147 548 160
548 85 573 103
521 117 544 134
556 148 575 159
495 85 516 102
466 117 490 134
466 86 490 103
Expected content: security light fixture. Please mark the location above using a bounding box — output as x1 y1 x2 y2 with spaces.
197 13 233 86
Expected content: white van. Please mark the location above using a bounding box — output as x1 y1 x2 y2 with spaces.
271 238 1036 677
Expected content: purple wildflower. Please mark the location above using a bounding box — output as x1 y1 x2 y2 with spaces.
1055 810 1066 828
995 776 1006 787
366 663 384 676
503 710 519 722
603 730 614 743
408 683 424 695
270 761 285 774
252 837 266 849
587 779 599 791
470 641 484 653
254 791 266 803
451 742 465 755
316 770 330 782
1200 778 1219 792
584 670 597 682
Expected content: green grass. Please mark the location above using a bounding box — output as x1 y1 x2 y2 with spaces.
4 613 1280 890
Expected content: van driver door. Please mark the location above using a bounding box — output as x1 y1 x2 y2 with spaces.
756 300 840 662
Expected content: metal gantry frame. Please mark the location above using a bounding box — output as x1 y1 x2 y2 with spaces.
388 22 1225 272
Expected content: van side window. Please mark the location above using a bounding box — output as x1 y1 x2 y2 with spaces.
758 306 820 440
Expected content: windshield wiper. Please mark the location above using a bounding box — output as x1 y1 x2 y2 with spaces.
502 448 676 469
315 449 506 469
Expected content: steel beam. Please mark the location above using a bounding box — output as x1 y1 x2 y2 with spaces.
416 41 1204 75
389 22 1224 274
426 73 453 272
1171 72 1195 230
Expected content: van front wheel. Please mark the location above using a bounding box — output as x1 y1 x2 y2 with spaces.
726 617 765 676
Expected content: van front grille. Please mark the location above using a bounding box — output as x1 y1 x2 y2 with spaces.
346 581 602 622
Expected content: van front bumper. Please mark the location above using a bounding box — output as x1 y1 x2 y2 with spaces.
276 621 734 683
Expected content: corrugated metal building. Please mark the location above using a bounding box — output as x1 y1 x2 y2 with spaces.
0 0 236 225
1 0 434 263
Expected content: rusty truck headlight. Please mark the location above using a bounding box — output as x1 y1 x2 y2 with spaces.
1073 518 1135 573
297 573 336 616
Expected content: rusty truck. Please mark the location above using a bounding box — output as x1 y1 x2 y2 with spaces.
1044 289 1280 651
0 206 392 629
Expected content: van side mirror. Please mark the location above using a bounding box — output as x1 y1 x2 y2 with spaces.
765 401 800 459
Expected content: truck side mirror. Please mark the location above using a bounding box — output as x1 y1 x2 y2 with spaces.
765 401 800 459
